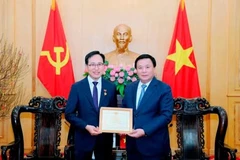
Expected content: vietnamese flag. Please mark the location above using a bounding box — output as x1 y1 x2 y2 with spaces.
37 0 75 99
162 0 201 98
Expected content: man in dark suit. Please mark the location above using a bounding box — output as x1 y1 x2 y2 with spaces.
122 54 173 160
65 51 117 160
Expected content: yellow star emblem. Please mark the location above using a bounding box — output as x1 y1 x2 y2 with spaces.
167 40 195 74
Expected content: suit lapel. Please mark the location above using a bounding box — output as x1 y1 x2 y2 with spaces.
136 78 157 112
99 79 106 108
132 82 138 112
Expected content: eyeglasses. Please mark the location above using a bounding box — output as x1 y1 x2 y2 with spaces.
88 63 104 68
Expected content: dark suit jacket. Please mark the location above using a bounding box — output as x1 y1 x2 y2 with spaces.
122 77 173 156
65 77 117 152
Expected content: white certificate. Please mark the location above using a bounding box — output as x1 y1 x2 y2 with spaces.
99 107 133 133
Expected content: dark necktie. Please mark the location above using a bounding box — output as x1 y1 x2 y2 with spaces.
137 84 147 109
92 82 98 110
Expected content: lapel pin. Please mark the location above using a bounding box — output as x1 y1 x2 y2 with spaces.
104 89 107 96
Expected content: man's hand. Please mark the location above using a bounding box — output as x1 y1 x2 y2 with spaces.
85 125 101 136
127 128 145 138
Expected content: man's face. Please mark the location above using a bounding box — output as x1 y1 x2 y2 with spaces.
86 54 105 80
113 25 132 52
136 58 155 84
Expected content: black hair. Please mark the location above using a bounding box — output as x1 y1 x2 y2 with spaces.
134 54 156 68
85 51 105 65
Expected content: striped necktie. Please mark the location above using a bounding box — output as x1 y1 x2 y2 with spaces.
137 84 147 109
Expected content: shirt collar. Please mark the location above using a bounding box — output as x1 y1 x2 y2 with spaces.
138 79 152 89
88 76 102 85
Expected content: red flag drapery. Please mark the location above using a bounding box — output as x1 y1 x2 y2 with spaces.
37 0 75 99
162 0 201 98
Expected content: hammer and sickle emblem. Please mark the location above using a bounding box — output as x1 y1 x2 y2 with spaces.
40 43 70 75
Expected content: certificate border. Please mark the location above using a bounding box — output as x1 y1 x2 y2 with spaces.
99 107 133 133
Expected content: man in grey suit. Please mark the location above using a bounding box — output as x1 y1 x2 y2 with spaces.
65 51 117 160
122 54 173 160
